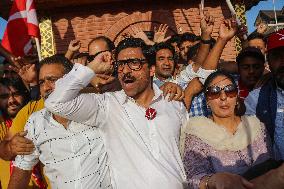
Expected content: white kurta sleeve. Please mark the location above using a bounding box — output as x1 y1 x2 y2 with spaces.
13 114 40 170
45 63 109 126
197 68 215 85
175 64 198 88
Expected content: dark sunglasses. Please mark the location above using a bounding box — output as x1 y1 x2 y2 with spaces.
205 84 238 100
116 58 147 72
87 50 110 62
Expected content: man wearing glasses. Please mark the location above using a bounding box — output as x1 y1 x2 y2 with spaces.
45 38 188 189
7 55 113 189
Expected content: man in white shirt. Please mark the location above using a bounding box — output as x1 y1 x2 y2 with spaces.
45 38 189 189
8 55 112 189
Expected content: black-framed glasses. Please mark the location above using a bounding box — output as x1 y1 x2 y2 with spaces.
205 84 238 100
87 54 97 62
87 50 111 63
116 58 147 72
0 91 23 99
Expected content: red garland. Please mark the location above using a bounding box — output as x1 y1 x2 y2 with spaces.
145 107 157 120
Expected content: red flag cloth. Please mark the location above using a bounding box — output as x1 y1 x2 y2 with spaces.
1 0 40 57
238 78 249 101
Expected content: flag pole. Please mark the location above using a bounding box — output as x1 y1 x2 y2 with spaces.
225 0 247 40
34 37 42 61
272 0 279 31
201 0 204 12
199 0 204 35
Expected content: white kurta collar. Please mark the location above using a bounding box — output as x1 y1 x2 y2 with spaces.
115 83 163 105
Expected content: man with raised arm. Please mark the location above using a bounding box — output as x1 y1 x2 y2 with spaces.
45 38 188 189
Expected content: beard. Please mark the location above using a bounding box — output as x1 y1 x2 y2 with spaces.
6 102 23 118
274 67 284 90
43 90 53 100
156 68 174 80
120 72 151 99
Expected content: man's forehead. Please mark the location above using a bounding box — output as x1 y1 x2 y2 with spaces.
39 64 65 79
157 48 173 56
248 38 265 45
117 47 144 60
89 39 108 53
39 72 63 80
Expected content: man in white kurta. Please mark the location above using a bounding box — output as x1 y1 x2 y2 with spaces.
7 56 112 189
13 108 112 189
45 38 189 189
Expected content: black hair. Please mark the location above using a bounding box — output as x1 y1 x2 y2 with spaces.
186 38 216 62
115 38 155 67
186 43 200 61
236 47 265 65
180 32 201 44
88 36 115 51
247 32 266 43
166 34 182 46
144 31 154 41
39 54 73 74
153 42 177 63
203 70 237 93
0 77 30 103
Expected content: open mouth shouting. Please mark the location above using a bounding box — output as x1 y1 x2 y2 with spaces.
121 74 136 89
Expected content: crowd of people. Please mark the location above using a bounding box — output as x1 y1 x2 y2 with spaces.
0 11 284 189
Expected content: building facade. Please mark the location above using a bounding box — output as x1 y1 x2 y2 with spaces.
0 0 263 60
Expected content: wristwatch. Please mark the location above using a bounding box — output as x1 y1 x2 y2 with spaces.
200 38 212 44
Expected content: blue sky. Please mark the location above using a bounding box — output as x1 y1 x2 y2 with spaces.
0 0 284 38
0 17 7 39
246 0 284 33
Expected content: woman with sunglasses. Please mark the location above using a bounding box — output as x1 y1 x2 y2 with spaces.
180 70 273 189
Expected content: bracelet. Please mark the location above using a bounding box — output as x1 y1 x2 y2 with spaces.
200 38 212 44
205 174 213 189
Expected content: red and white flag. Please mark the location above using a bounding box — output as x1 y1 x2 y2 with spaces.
1 0 40 57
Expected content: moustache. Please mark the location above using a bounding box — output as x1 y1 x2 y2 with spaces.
122 73 136 82
8 101 20 107
43 90 53 100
